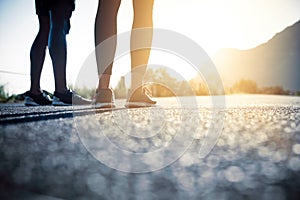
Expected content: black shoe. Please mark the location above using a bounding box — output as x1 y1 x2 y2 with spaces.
52 90 91 106
24 90 52 106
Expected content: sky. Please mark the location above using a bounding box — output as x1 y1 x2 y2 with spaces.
0 0 300 94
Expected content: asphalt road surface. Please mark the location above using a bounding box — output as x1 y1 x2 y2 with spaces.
0 95 300 199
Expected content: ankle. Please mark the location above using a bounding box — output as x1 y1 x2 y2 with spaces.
96 88 113 93
55 88 68 94
98 74 111 90
30 88 42 95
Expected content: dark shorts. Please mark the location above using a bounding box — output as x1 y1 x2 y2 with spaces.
35 0 75 16
35 0 50 16
35 0 75 34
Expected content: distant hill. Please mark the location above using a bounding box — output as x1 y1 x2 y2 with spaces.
213 20 300 91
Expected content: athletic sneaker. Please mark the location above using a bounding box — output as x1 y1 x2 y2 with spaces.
24 90 52 106
125 86 156 108
93 88 116 108
52 90 91 106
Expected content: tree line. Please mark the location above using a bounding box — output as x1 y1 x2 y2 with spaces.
0 67 298 103
114 68 297 98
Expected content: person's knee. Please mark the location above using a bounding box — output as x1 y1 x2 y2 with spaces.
50 8 71 35
50 19 70 35
48 23 66 52
37 16 50 41
133 8 153 26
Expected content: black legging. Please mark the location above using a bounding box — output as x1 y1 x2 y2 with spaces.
30 1 74 94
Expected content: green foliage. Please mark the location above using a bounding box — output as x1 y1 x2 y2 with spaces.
114 76 126 99
0 85 9 103
144 68 195 97
259 86 288 95
0 85 25 103
1 69 299 104
231 79 258 94
227 79 290 95
189 76 210 96
113 68 295 97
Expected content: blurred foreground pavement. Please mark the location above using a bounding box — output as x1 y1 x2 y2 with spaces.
0 95 300 199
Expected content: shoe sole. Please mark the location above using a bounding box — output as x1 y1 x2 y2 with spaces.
24 102 40 106
24 97 50 106
52 96 92 106
94 102 116 109
52 101 72 106
125 102 157 108
52 96 72 106
53 101 94 106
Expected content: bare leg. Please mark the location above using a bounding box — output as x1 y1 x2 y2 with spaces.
48 1 73 93
130 0 154 90
30 16 50 95
95 0 121 90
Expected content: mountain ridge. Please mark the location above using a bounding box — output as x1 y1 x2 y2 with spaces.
213 20 300 91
